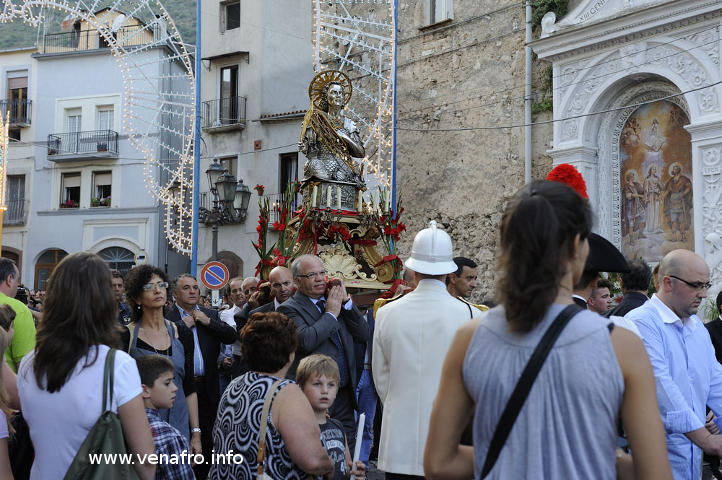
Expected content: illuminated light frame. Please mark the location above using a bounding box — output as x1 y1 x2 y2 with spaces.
313 0 396 194
0 0 195 255
0 111 8 250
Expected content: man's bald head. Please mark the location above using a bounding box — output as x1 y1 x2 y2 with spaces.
657 249 710 319
269 266 294 304
241 277 259 298
657 249 701 279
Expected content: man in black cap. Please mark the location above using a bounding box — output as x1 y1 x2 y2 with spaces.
573 233 630 309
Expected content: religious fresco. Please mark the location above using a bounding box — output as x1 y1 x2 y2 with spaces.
619 100 693 262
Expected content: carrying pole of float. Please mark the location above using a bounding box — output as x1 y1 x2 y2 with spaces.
191 0 202 276
391 0 398 210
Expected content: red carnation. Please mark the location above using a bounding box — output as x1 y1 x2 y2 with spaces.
546 164 588 199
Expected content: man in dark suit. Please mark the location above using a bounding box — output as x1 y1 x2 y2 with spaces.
278 254 369 450
248 265 295 316
166 273 236 479
232 266 295 377
604 259 651 318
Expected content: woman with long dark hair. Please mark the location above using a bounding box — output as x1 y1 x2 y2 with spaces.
120 264 201 454
424 180 671 480
17 252 155 479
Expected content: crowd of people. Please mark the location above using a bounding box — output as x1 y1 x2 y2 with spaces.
0 173 721 479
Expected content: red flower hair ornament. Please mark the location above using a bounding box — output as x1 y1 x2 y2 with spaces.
545 164 588 199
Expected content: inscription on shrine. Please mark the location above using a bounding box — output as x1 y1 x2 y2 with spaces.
576 0 611 23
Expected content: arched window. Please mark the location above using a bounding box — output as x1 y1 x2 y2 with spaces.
34 249 68 290
98 246 135 276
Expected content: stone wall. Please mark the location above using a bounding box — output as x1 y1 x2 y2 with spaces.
395 0 554 302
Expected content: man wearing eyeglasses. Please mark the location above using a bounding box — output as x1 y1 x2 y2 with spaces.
626 249 722 479
278 254 369 450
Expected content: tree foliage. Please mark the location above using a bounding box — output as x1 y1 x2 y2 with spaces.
532 0 570 27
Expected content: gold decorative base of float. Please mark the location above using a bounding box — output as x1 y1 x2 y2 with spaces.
283 208 395 289
318 244 389 290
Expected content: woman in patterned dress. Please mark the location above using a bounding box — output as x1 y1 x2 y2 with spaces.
209 312 333 479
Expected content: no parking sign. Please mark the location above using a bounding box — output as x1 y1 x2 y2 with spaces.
200 261 229 291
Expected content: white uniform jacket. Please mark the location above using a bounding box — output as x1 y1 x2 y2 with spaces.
372 278 482 476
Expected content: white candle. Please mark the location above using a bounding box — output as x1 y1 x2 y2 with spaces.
356 192 362 212
311 186 317 208
326 185 332 207
350 413 365 480
336 186 342 210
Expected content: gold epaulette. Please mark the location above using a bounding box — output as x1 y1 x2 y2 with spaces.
458 296 489 312
373 294 404 317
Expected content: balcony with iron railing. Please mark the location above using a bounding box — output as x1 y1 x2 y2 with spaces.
39 25 153 54
0 100 31 126
264 193 303 225
47 130 119 161
202 96 247 132
3 198 27 225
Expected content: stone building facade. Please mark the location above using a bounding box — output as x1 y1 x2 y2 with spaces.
395 0 553 301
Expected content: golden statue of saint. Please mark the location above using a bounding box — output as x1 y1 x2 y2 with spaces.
300 71 366 204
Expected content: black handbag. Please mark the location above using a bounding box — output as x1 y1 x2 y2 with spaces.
8 411 34 480
480 304 582 479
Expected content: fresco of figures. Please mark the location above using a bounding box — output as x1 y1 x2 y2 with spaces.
619 100 693 262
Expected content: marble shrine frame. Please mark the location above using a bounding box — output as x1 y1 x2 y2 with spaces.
533 0 722 287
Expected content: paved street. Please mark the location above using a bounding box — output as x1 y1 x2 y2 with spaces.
367 462 384 480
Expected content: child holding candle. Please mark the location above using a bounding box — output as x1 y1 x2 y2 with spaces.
298 354 366 480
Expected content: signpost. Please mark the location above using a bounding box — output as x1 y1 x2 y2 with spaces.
200 261 229 308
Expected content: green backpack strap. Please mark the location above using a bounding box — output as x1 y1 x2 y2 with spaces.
103 348 116 412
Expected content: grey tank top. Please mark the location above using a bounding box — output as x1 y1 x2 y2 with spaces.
463 304 624 480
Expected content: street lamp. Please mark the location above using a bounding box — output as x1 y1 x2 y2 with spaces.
215 171 237 204
200 159 253 260
233 179 251 219
169 179 182 202
206 159 225 192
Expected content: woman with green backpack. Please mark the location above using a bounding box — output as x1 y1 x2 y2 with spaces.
17 252 156 479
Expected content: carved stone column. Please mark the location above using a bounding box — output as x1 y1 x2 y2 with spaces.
687 120 722 287
550 145 599 215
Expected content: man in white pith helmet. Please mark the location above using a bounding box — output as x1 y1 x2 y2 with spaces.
372 221 483 480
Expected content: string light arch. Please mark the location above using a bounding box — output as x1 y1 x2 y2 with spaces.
1 0 195 255
313 0 396 193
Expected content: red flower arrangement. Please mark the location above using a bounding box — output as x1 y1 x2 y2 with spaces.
325 223 351 242
546 164 588 199
254 184 265 196
376 189 406 281
253 180 303 275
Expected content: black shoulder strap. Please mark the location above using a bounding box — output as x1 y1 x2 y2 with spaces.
480 304 582 479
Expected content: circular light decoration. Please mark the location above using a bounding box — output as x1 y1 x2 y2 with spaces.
0 0 195 255
313 0 396 192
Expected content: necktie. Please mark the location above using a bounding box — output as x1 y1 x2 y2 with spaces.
316 299 349 387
